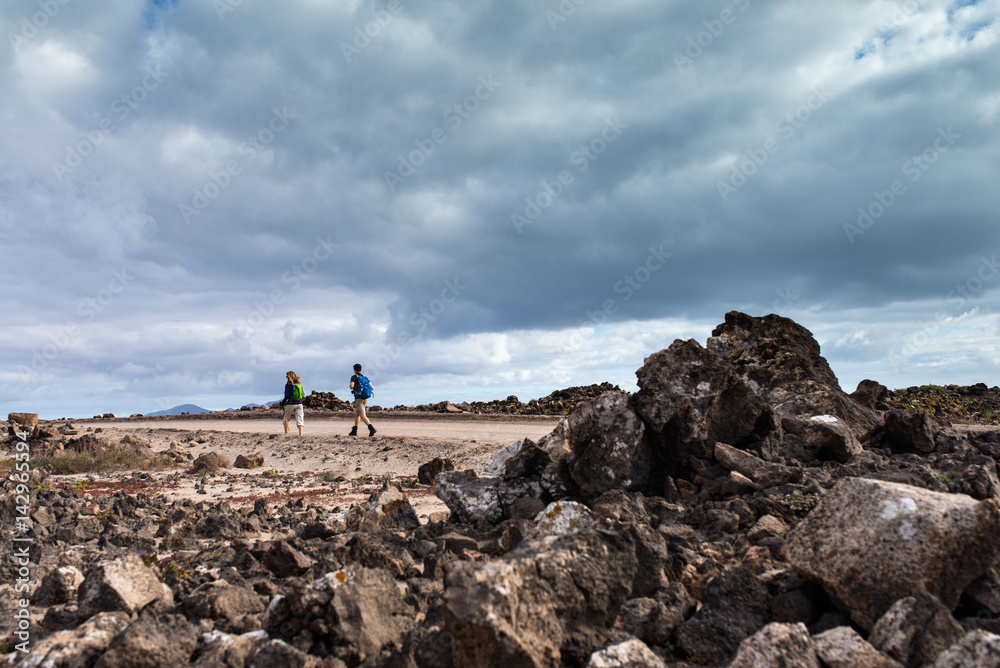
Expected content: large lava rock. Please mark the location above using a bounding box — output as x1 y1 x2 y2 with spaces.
787 477 1000 631
707 311 883 441
633 338 780 480
94 611 200 668
869 592 964 668
436 392 651 521
563 391 650 496
729 622 820 668
77 552 167 619
444 525 639 667
674 565 771 665
263 565 414 665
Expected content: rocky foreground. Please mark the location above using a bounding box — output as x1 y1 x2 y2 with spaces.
5 311 1000 667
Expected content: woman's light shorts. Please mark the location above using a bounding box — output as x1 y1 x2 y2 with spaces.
284 404 304 427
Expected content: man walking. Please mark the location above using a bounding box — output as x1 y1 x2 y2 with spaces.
349 363 376 437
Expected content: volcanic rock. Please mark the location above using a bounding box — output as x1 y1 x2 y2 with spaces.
184 579 265 619
707 311 883 440
7 412 37 428
262 540 315 578
853 379 893 411
617 585 695 648
869 592 965 668
585 638 666 667
787 477 1000 631
932 630 1000 667
249 638 335 668
77 552 166 619
674 565 771 665
192 451 232 472
9 611 129 666
417 456 455 484
348 481 420 532
713 441 802 488
564 391 650 496
303 390 353 411
953 458 1000 500
963 567 1000 615
94 611 200 668
633 338 780 475
263 566 414 664
444 527 639 667
234 453 265 468
780 414 862 463
434 469 502 525
32 565 85 606
884 409 948 453
812 625 902 667
193 629 271 667
728 622 819 668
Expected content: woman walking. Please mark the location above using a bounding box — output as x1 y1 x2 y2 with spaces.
281 371 305 436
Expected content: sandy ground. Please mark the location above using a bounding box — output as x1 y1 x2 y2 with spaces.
62 415 561 521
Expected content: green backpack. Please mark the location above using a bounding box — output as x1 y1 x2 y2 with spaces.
291 383 304 401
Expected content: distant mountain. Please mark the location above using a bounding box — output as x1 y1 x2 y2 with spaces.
146 403 212 417
223 402 275 411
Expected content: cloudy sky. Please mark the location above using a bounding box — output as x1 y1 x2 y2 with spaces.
2 0 998 419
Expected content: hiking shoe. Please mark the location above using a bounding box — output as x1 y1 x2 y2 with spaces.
368 424 377 437
348 426 358 436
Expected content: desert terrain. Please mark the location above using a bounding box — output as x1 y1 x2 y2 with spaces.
64 413 560 520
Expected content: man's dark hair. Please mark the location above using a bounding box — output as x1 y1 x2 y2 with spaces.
353 363 362 373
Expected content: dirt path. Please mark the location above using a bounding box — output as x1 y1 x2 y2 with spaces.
64 415 562 521
80 416 560 442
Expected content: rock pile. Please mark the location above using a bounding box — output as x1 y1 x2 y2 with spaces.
4 311 1000 667
303 391 354 412
396 382 624 415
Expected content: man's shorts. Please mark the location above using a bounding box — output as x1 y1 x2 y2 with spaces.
353 397 367 418
284 403 304 427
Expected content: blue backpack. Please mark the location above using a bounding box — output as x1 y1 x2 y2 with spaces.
354 374 373 400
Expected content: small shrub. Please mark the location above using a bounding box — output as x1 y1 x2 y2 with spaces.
865 429 887 449
37 444 173 475
770 491 821 516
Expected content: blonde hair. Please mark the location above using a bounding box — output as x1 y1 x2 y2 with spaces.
286 371 301 383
